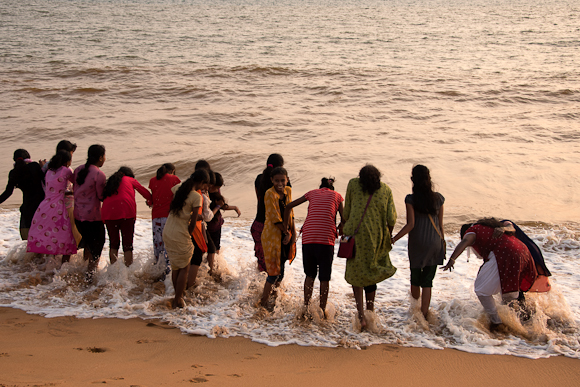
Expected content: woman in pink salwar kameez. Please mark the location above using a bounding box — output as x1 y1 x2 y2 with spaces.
27 151 77 261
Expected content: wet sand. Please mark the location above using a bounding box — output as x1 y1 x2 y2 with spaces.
0 307 578 386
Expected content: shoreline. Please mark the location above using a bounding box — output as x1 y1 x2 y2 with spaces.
0 307 579 386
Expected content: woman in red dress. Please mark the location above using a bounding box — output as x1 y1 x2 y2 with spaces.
442 218 537 331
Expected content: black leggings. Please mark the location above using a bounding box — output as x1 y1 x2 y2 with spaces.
75 220 106 262
364 284 377 293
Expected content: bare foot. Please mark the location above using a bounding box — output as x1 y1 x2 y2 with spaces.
359 314 367 331
172 297 186 309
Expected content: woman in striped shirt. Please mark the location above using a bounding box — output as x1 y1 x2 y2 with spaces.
284 177 344 317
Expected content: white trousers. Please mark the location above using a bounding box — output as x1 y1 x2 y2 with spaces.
474 253 518 324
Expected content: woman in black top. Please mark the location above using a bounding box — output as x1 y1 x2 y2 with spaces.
0 149 45 240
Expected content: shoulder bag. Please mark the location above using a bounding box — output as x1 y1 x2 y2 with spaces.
337 194 373 259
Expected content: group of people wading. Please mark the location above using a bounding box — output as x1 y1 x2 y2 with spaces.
2 146 551 332
250 154 551 331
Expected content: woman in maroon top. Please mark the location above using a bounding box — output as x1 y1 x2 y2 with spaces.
442 218 537 331
149 163 181 277
101 166 152 266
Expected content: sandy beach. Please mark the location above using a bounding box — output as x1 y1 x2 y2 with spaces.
0 307 578 387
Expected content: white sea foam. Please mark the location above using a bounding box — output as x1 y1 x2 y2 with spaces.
0 210 578 358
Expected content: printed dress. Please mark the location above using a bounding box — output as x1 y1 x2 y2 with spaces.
149 174 181 263
261 186 296 276
343 179 397 287
27 166 77 255
466 224 537 294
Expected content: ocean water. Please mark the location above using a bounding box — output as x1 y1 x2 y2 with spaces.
0 0 579 358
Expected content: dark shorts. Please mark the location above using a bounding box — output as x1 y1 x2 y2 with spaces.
75 219 106 261
410 265 438 288
208 228 221 251
364 284 377 293
302 243 334 282
104 218 135 252
191 237 204 266
190 230 216 266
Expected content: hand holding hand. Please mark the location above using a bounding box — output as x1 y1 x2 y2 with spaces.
282 232 291 245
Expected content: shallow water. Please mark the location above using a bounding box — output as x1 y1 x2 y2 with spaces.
0 210 578 358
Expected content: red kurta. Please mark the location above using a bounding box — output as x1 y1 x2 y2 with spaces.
467 224 537 294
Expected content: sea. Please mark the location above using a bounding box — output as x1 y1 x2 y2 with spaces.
0 0 579 358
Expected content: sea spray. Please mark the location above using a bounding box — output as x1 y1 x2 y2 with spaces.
0 212 578 358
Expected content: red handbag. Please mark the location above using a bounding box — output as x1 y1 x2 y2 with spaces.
337 194 373 259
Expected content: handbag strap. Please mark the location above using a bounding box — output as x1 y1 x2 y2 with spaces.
427 213 444 241
353 194 373 235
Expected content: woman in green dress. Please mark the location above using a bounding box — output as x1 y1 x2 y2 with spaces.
342 165 397 330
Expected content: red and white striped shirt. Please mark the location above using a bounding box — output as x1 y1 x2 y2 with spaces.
301 188 343 245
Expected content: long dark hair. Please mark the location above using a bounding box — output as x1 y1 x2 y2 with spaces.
76 144 105 186
411 164 437 214
460 218 514 238
258 153 284 198
47 150 71 172
358 164 381 194
170 169 209 215
102 166 134 200
156 163 175 180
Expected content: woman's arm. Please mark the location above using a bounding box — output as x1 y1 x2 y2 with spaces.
438 204 445 239
132 178 153 203
0 172 16 204
392 202 415 243
223 205 241 217
284 214 296 245
96 170 106 201
337 201 345 235
441 233 476 271
283 195 307 231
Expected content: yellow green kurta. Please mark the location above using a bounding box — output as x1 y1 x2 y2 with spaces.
343 178 397 287
262 186 296 276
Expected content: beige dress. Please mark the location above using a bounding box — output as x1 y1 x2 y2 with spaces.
162 185 202 270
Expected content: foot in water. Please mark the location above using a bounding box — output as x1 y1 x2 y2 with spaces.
489 322 505 333
359 313 367 331
172 297 186 309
